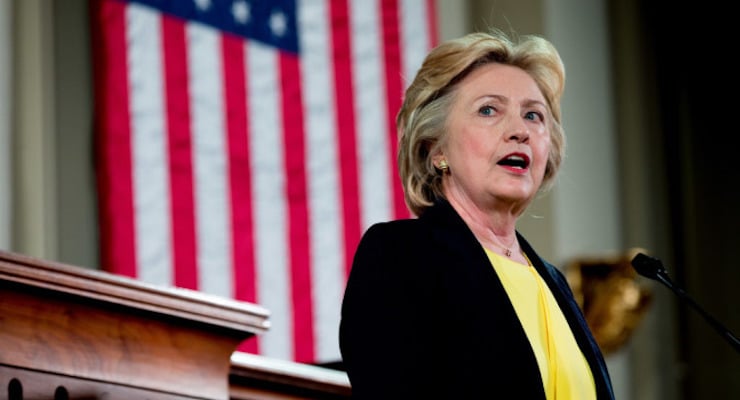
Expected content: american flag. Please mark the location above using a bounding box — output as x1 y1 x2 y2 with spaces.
91 0 437 364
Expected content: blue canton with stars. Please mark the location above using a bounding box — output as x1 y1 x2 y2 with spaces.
124 0 299 54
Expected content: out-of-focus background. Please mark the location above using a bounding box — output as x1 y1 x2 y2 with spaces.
1 1 738 399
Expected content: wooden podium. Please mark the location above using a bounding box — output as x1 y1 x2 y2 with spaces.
0 251 351 399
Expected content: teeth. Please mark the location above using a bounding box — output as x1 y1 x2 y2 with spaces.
499 155 527 169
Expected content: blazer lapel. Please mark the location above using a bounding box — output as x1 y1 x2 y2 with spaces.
420 201 547 397
519 235 615 400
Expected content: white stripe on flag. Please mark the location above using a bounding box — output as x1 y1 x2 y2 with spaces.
248 41 292 361
127 4 173 286
400 0 430 90
350 0 392 229
298 0 344 362
187 22 232 297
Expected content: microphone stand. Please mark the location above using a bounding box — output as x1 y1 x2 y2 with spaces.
631 253 740 353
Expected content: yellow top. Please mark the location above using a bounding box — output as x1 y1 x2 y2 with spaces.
485 249 597 400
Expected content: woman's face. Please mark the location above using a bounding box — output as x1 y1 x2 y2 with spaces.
438 62 551 211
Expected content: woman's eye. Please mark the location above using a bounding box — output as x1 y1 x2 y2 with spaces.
524 111 544 122
478 105 495 116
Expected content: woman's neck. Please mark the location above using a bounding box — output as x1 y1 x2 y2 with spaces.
445 191 529 264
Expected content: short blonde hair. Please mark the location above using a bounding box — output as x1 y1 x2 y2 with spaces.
397 30 566 216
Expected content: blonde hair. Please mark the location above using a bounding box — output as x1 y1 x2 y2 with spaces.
397 30 566 216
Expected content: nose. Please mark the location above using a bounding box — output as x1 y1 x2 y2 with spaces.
505 116 530 143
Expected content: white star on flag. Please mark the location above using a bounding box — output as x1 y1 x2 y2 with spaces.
194 0 211 11
270 11 287 37
232 0 250 25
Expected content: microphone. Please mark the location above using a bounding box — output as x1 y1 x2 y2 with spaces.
631 253 740 353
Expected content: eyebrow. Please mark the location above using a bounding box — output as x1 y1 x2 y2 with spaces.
478 94 546 108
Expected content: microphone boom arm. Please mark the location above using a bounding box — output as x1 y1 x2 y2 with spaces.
631 253 740 353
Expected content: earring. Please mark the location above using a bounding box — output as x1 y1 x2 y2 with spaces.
438 159 449 172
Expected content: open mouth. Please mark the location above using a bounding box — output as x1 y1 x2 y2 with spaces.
497 153 530 170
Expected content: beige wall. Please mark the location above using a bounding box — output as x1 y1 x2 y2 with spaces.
12 0 58 259
0 0 12 250
53 0 98 270
8 0 97 268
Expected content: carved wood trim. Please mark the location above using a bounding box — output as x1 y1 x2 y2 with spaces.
230 352 351 399
0 250 270 333
0 250 270 399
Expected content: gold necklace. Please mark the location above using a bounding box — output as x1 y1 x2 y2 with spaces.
491 237 515 257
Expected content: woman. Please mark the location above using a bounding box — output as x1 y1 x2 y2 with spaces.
339 30 614 399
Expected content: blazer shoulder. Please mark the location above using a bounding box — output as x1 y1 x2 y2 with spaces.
359 218 428 248
350 218 431 280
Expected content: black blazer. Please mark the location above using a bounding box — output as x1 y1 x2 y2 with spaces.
340 200 614 399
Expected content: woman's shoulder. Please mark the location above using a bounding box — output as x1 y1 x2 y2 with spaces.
363 217 424 235
354 218 429 260
360 218 432 247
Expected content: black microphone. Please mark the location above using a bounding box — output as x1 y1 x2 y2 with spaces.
631 252 740 353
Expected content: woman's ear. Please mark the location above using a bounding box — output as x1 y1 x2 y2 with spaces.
431 153 445 169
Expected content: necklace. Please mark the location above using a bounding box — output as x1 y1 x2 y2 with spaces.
490 236 515 257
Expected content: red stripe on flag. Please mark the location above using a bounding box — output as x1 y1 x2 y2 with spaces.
161 16 199 290
279 53 314 362
91 0 137 278
329 0 362 276
426 0 439 49
379 0 410 220
222 35 259 354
